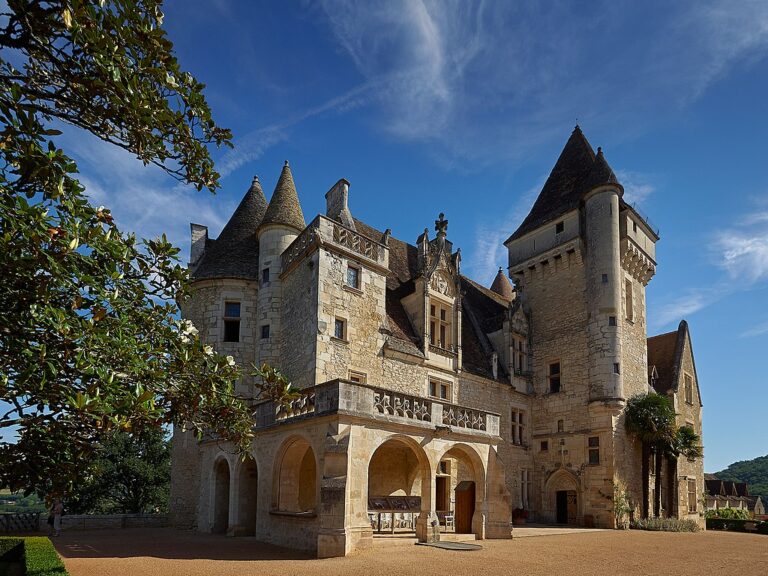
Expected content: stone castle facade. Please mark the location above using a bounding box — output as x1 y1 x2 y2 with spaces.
170 127 704 557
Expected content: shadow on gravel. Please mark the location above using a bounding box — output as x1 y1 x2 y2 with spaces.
52 528 314 562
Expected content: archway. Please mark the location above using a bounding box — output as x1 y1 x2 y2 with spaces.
367 437 431 538
435 444 486 537
212 458 231 534
274 437 317 513
236 456 258 535
545 469 580 525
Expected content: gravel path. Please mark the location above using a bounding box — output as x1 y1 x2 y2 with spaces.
53 528 768 576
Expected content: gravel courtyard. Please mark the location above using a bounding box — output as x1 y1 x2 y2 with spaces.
53 527 767 576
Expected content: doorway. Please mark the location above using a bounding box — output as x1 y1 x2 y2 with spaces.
454 481 476 533
436 476 448 512
556 490 577 524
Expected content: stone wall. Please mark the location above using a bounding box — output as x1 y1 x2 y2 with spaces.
41 514 169 531
280 249 319 388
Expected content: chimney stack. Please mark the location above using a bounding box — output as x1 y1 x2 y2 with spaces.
325 179 355 231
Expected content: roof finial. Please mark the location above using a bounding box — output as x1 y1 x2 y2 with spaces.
435 212 448 236
597 146 602 155
252 175 259 184
284 160 290 167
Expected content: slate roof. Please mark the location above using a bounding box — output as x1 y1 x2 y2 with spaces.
506 126 622 243
489 267 515 301
192 177 267 280
260 161 306 232
647 319 703 405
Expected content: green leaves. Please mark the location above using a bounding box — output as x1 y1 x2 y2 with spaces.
0 0 249 496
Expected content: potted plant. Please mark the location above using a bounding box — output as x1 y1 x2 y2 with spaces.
512 508 529 525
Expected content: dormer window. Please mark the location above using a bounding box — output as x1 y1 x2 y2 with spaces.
429 299 452 349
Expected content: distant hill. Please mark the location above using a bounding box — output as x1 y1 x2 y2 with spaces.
713 454 768 504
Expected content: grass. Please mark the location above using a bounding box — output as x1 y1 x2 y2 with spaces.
0 536 69 575
631 517 701 532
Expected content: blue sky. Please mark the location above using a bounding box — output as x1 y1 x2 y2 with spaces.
58 1 768 472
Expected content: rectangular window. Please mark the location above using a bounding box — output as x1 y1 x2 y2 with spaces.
625 279 634 321
557 419 564 433
334 318 346 340
346 265 360 289
223 301 241 343
608 315 617 326
512 335 527 374
429 378 450 401
614 362 621 374
439 460 450 475
684 374 693 405
261 324 270 339
548 362 561 393
429 300 452 349
602 273 609 283
588 436 600 465
262 267 270 284
687 479 697 513
555 221 564 234
540 440 548 452
348 370 367 384
511 408 526 445
520 469 531 509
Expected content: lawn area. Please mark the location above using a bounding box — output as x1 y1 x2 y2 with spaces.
52 527 767 576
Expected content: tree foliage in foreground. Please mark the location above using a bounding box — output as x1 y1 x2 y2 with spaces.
66 429 170 514
0 0 254 496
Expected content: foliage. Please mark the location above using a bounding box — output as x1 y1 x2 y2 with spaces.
714 454 768 508
630 517 700 532
252 363 303 406
624 393 703 519
65 429 169 514
0 536 69 575
705 507 751 520
0 0 253 497
705 518 764 533
613 482 632 529
0 490 46 513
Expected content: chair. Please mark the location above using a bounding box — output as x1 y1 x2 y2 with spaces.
444 511 455 531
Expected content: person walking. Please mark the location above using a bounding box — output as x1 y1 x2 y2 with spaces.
51 498 64 537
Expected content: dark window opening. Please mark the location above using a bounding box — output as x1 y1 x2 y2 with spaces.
262 267 270 284
261 325 270 339
602 273 609 284
346 266 360 289
588 436 600 465
223 301 241 343
334 318 346 340
608 315 617 326
548 362 561 393
541 441 549 452
555 221 564 234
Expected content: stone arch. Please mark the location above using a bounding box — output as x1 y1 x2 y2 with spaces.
544 468 582 525
434 443 486 537
233 455 258 535
366 434 433 540
212 456 231 534
273 435 318 513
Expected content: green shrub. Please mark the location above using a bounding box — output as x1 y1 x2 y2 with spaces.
631 517 701 532
0 536 69 575
705 508 751 520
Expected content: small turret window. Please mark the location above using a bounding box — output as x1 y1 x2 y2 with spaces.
262 268 270 285
333 318 347 341
588 436 600 465
223 302 241 343
625 280 634 321
346 265 360 289
555 221 564 234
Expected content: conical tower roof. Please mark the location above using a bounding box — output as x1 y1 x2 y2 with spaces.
260 161 306 233
489 267 514 301
581 147 622 195
193 176 267 280
507 126 618 243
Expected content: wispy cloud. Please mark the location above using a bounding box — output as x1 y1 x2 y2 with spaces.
617 171 656 206
467 178 543 284
217 81 374 177
64 129 233 249
317 1 768 163
740 320 768 339
653 198 768 329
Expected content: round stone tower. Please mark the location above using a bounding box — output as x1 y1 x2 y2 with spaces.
583 148 625 401
256 161 306 367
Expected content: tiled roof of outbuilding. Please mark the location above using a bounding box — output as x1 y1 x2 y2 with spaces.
192 176 267 280
506 126 622 243
260 161 306 232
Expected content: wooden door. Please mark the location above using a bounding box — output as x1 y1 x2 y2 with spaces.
567 490 577 524
556 490 568 524
436 476 448 511
454 481 475 534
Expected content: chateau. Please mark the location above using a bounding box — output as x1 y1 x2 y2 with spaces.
170 127 704 557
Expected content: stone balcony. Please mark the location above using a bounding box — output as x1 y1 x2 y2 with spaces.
281 215 389 275
254 379 500 438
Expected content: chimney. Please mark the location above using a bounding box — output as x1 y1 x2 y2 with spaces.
190 223 208 268
325 179 356 230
